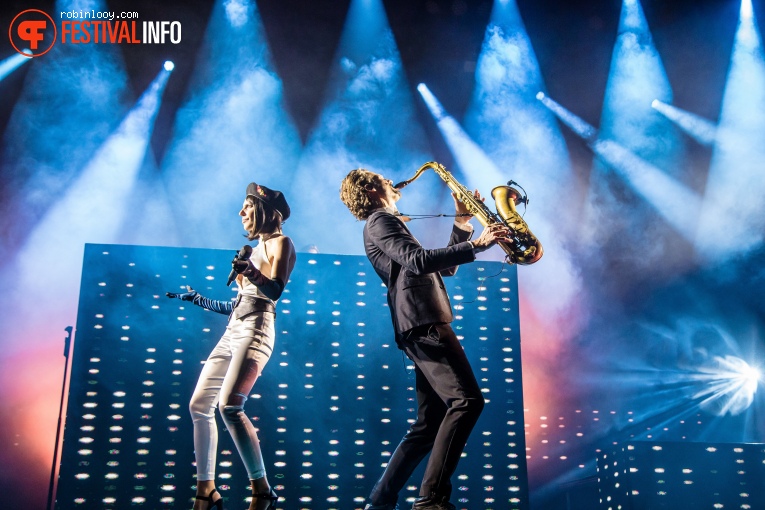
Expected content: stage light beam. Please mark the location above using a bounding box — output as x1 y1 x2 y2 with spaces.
741 0 754 22
0 52 31 82
160 0 301 248
651 100 717 146
465 0 570 195
537 93 597 141
459 0 580 308
15 64 173 292
692 356 760 416
287 0 433 254
461 2 580 323
224 0 251 27
540 94 702 241
741 365 762 385
417 83 502 183
599 0 679 169
695 0 765 261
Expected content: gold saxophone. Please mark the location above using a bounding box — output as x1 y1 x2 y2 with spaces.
394 161 543 265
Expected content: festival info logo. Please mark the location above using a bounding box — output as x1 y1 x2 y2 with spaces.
9 9 181 57
9 9 57 57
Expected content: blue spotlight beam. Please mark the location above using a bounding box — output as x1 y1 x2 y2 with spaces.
15 66 172 293
592 140 702 239
540 94 702 241
1 0 130 241
651 100 718 146
465 0 571 207
690 355 760 416
537 93 597 141
456 0 582 320
0 53 31 82
695 0 765 261
0 0 133 361
600 0 680 171
161 0 301 249
598 353 761 423
288 0 435 255
418 83 504 182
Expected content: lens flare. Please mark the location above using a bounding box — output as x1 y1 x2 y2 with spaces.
692 356 760 416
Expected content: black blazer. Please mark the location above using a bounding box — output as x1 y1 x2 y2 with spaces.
363 210 475 337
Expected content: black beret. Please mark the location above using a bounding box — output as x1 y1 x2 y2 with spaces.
246 182 290 222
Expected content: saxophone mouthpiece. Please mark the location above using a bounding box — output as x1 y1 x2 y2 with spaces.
394 181 408 190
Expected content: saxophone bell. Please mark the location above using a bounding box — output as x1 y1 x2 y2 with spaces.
491 184 543 264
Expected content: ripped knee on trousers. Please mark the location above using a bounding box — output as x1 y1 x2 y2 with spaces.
221 404 244 422
220 393 247 421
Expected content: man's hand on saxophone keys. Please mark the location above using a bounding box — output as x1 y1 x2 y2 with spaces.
472 223 511 253
452 190 482 226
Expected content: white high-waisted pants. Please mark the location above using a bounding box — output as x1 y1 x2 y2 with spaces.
189 311 275 481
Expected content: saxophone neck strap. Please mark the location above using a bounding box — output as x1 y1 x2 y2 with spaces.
396 213 472 220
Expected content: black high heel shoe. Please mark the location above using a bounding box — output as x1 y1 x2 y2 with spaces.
194 488 223 510
251 488 278 510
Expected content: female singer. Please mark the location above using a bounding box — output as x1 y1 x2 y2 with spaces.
167 182 296 510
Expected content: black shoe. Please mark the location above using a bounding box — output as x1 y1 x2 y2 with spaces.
364 503 399 510
411 495 455 510
251 488 278 510
194 488 224 510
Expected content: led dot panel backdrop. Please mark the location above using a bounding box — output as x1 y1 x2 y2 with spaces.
55 244 528 509
597 441 765 510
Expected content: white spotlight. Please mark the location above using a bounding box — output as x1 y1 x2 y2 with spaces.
536 91 545 100
741 0 753 21
164 61 175 72
651 99 660 108
694 356 761 416
740 364 762 385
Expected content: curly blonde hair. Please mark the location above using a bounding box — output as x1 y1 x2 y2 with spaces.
339 169 382 220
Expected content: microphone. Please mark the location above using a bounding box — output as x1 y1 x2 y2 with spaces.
227 245 253 286
506 180 529 206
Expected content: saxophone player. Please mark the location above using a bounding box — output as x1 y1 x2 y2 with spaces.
339 169 510 510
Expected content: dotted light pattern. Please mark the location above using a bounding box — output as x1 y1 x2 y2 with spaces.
56 244 529 509
596 442 765 509
521 404 764 496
